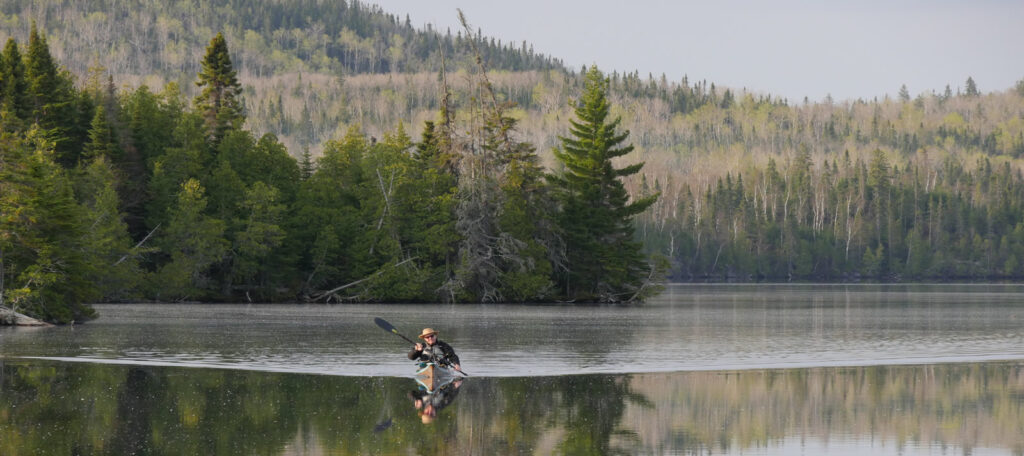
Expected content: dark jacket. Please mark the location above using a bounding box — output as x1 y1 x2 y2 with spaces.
408 340 460 367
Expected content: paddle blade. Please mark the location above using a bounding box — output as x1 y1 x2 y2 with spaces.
373 317 395 332
374 317 417 345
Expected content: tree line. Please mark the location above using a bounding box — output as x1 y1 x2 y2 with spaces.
0 28 657 323
0 0 562 81
641 147 1024 280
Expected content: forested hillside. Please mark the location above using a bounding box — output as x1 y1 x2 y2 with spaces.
0 17 661 322
2 1 1024 324
0 0 562 152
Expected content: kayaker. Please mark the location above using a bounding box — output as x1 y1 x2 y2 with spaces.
408 327 461 371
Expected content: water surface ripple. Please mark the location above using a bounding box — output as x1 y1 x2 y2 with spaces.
2 283 1022 377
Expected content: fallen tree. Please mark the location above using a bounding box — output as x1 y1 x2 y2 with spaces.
0 306 53 326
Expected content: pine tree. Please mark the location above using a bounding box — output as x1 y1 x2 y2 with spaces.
194 33 244 142
551 66 659 302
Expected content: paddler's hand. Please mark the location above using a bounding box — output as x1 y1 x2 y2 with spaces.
453 363 461 371
414 343 424 351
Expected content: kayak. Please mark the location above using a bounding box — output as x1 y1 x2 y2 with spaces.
415 362 456 392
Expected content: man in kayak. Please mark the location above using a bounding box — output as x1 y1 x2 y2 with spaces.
408 327 461 371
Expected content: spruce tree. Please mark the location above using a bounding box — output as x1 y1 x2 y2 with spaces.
24 22 60 121
0 38 30 128
551 66 659 302
24 22 78 166
965 76 980 97
194 33 244 142
0 130 97 322
83 104 116 162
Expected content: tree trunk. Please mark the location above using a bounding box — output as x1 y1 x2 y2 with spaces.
0 306 52 326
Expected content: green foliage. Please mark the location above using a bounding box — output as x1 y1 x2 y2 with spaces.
24 22 82 166
146 111 209 230
73 156 143 301
194 32 244 142
0 130 96 322
288 127 368 295
0 38 30 127
151 178 228 300
82 104 116 162
4 4 1024 312
551 66 658 302
492 115 557 302
231 182 286 297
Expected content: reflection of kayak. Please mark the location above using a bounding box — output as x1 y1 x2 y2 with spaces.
415 363 456 392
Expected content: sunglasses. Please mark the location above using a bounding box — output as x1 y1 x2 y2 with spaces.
424 334 436 339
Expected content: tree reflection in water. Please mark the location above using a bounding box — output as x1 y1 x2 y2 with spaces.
0 361 1022 454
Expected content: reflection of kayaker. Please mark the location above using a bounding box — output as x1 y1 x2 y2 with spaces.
410 378 463 424
407 327 461 372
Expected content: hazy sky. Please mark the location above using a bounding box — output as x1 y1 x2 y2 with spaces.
368 0 1023 102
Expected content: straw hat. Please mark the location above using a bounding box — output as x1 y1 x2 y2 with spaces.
418 328 438 339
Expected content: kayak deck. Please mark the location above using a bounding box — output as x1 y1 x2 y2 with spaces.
415 363 456 392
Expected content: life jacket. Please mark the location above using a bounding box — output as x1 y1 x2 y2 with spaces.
419 341 453 366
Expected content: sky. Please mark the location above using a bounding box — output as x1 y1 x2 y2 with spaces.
368 0 1024 102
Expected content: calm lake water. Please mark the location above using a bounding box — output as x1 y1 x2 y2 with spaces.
2 284 1023 454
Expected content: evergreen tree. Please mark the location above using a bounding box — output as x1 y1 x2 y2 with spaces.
493 115 557 301
299 146 315 179
401 120 459 298
551 66 659 302
0 38 30 128
83 104 116 162
194 33 244 142
24 22 80 166
288 127 367 295
146 112 208 230
152 178 229 300
965 76 980 97
0 130 96 322
231 182 286 300
898 84 910 102
73 156 142 301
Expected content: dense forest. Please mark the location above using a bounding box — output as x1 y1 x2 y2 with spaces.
2 1 1024 322
0 20 658 323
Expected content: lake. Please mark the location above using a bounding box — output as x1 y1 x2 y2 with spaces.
1 284 1023 454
